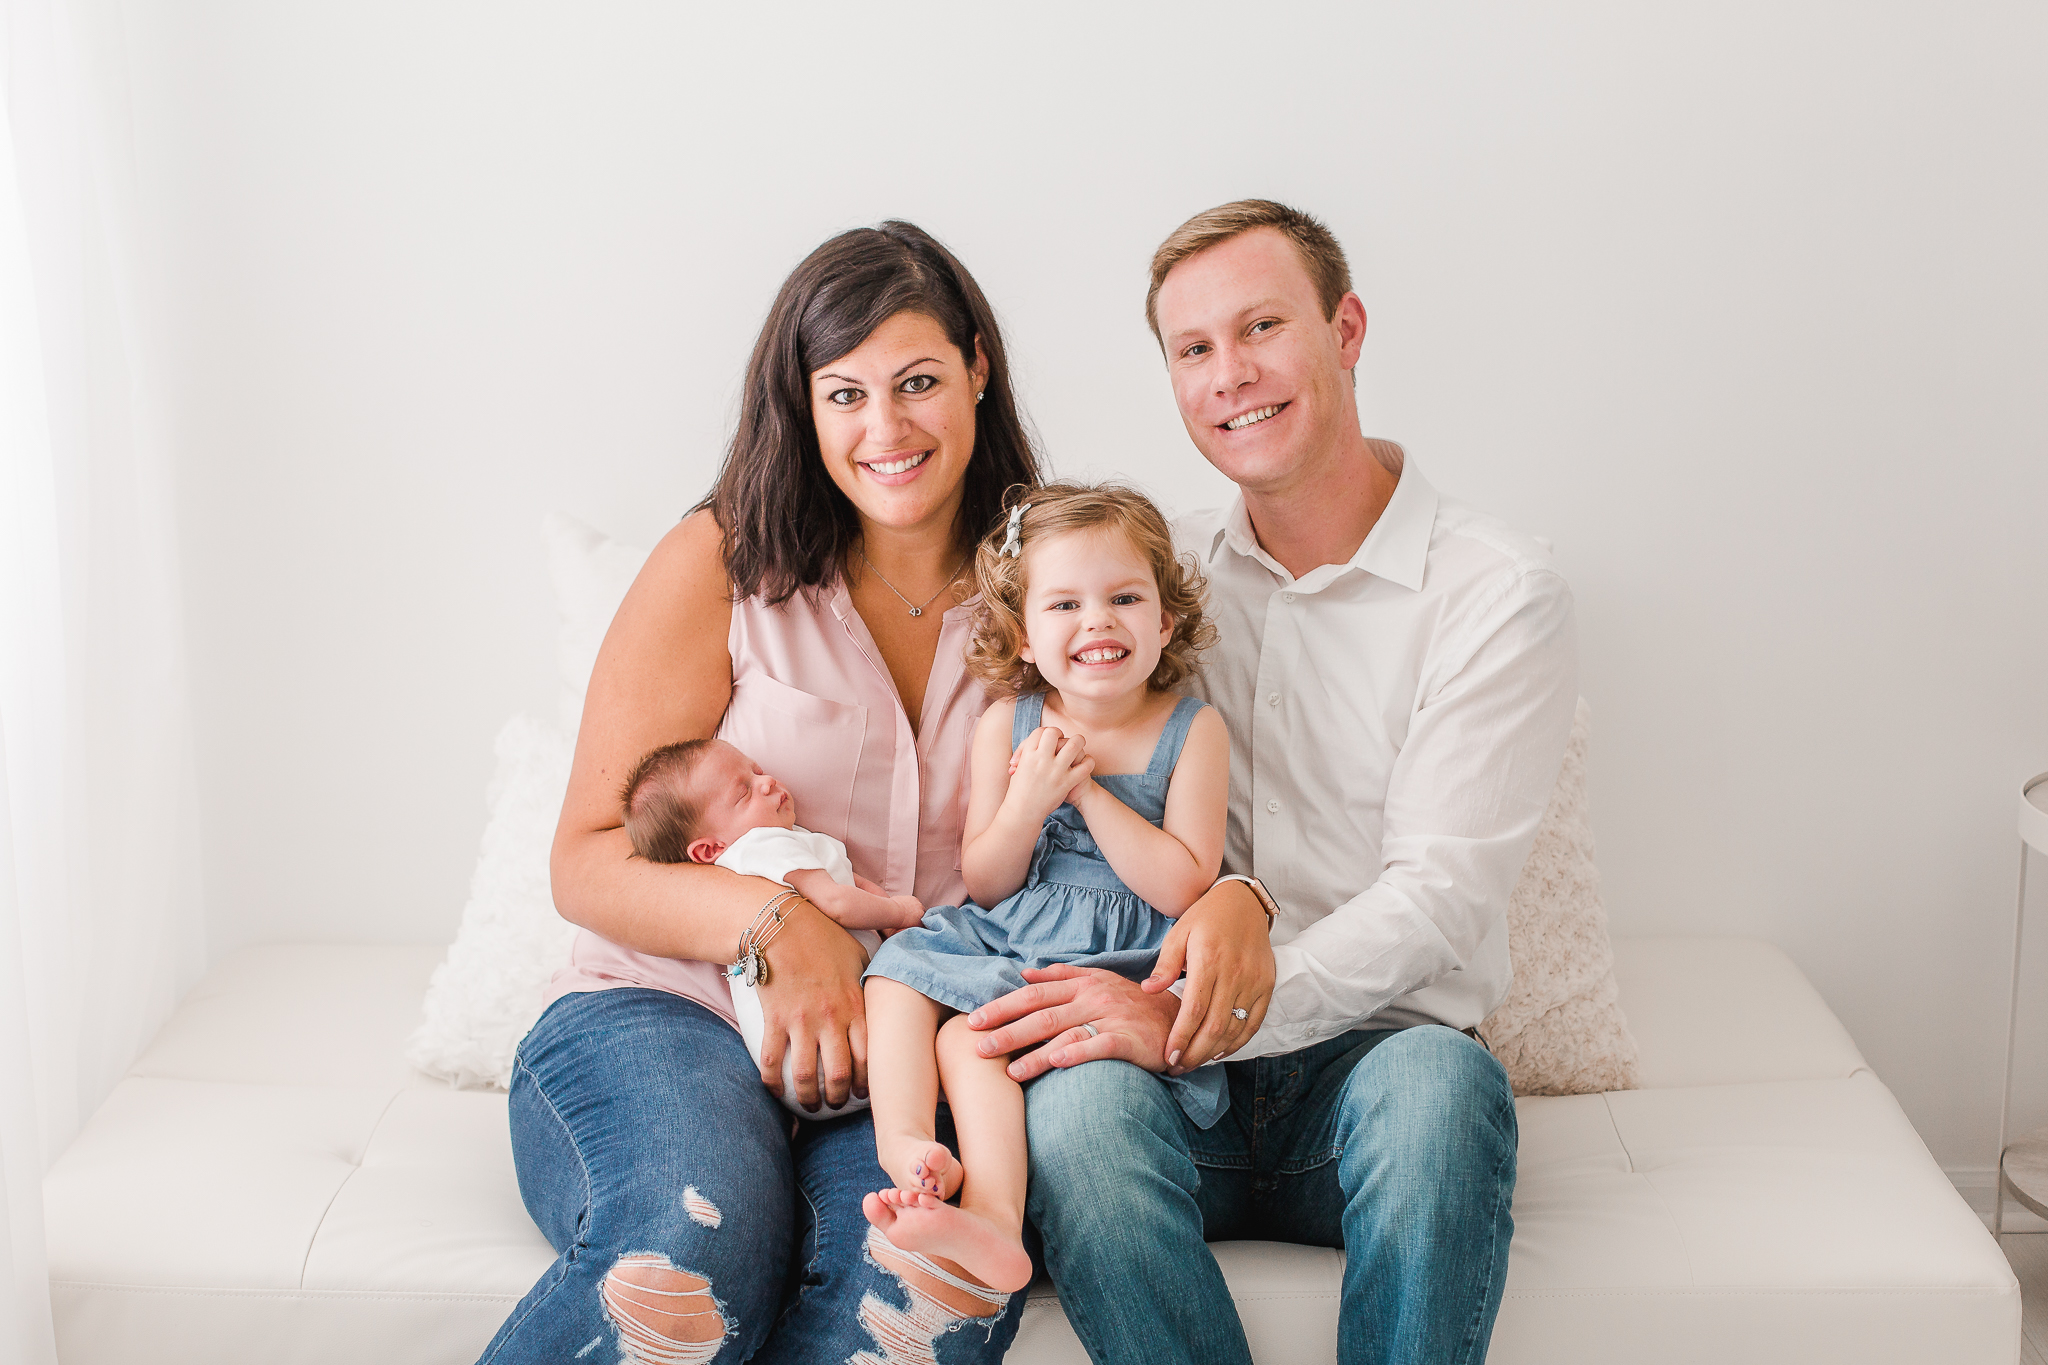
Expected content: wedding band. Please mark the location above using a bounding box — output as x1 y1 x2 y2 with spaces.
1231 1007 1249 1021
1081 1023 1099 1038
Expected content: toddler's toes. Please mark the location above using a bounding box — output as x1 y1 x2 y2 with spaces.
909 1141 960 1198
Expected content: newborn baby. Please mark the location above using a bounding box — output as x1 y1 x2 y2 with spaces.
621 737 924 1115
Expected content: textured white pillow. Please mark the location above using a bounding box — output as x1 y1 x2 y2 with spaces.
1481 698 1642 1097
408 515 653 1089
406 714 577 1088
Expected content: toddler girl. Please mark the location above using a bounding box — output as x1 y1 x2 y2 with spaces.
860 482 1230 1294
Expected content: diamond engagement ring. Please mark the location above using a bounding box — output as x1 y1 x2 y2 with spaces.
1231 1007 1249 1021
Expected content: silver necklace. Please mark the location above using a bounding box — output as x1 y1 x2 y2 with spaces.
856 548 968 618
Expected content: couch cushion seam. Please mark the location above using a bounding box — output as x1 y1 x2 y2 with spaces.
1603 1090 1710 1289
297 1086 404 1288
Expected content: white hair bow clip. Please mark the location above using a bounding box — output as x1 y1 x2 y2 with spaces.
1001 503 1030 558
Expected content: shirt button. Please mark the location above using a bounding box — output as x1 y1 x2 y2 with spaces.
1266 798 1281 814
1267 692 1280 707
1283 592 1296 603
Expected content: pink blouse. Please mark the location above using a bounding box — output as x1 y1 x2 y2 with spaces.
545 578 989 1028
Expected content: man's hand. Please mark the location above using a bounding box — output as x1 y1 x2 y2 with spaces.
966 964 1182 1080
752 898 869 1111
1147 880 1276 1068
965 881 1278 1079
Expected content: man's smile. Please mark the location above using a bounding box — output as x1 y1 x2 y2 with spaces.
1221 403 1287 431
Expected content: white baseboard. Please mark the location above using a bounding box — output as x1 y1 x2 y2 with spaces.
1948 1166 2048 1232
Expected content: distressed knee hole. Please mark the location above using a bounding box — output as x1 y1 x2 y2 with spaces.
601 1253 727 1365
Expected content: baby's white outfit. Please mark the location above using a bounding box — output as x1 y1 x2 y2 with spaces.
716 825 880 1116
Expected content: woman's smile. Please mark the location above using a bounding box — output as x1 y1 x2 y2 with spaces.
859 448 933 483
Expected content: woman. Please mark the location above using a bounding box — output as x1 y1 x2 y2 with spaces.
478 222 1268 1365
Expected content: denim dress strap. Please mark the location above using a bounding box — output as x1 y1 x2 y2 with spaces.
1011 690 1049 749
1144 695 1208 778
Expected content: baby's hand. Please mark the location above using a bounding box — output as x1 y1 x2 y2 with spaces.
1007 726 1095 821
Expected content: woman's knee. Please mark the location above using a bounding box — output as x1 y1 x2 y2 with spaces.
599 1253 731 1364
591 1160 792 1253
579 1180 792 1363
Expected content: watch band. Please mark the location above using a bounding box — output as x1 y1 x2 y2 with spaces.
1213 873 1278 924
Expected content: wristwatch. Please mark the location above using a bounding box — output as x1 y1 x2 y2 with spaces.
1213 874 1278 925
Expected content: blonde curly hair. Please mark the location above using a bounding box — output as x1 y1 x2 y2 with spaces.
966 482 1217 698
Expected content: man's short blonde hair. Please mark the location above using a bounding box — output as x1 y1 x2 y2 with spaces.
1145 199 1352 347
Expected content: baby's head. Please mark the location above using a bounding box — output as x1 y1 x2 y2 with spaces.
620 739 795 865
966 481 1216 700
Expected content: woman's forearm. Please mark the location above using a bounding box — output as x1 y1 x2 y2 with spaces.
550 825 784 963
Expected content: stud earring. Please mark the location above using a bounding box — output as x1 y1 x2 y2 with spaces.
976 391 985 403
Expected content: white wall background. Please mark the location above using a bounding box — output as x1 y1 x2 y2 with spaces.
84 1 2047 1171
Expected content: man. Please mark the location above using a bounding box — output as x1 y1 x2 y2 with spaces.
967 200 1577 1364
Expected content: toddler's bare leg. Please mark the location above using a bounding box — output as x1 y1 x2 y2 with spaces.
863 978 962 1201
861 1013 1033 1293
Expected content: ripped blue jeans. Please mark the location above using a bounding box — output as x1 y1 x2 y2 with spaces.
477 988 1025 1365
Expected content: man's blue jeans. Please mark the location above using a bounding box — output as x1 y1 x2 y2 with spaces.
477 987 1026 1365
1025 1024 1517 1365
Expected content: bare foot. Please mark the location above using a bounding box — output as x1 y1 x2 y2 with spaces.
876 1136 962 1200
860 1189 1033 1294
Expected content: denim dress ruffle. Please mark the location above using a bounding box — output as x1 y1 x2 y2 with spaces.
864 691 1227 1128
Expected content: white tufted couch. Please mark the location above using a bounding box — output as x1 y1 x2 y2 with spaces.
44 934 2018 1364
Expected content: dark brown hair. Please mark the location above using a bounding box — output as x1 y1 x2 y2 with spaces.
1145 199 1353 347
699 222 1043 605
966 482 1216 698
620 739 721 863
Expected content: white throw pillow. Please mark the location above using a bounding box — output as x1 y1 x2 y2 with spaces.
1481 698 1642 1096
408 515 652 1089
406 713 577 1088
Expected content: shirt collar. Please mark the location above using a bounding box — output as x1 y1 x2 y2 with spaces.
1211 450 1438 593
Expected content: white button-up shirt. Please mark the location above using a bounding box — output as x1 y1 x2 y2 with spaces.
1178 456 1579 1057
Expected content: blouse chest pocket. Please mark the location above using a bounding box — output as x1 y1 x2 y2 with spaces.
719 674 867 848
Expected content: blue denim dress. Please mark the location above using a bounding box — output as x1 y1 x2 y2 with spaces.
866 691 1227 1128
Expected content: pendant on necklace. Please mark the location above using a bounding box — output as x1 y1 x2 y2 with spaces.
908 606 922 617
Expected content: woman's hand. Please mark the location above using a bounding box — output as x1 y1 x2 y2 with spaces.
1005 726 1094 822
1145 879 1276 1069
752 898 870 1111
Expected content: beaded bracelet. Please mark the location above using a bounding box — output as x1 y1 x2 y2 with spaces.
728 890 804 988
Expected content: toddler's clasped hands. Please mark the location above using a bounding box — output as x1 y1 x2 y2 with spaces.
1005 726 1095 819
